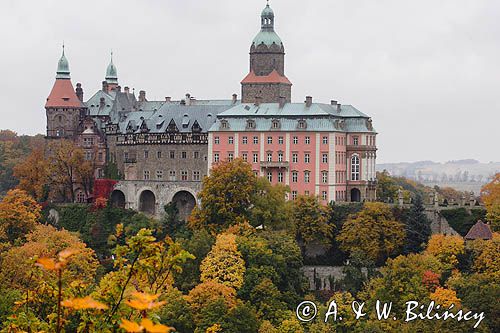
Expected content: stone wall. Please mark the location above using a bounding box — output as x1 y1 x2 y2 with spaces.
302 266 370 291
241 82 291 103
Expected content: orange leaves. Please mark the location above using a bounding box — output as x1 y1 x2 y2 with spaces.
61 296 108 310
120 318 173 333
125 291 166 311
35 248 79 271
422 270 441 292
429 287 461 308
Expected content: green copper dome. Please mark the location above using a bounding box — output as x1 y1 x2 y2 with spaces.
252 2 282 47
105 52 118 84
56 46 70 79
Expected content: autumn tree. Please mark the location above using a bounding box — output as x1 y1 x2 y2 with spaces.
292 195 333 253
189 158 257 232
425 234 465 269
200 233 246 290
13 145 50 201
249 177 292 230
337 202 405 264
0 189 41 243
480 173 500 231
47 139 93 202
403 196 432 254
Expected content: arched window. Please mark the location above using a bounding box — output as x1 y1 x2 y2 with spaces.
351 155 360 181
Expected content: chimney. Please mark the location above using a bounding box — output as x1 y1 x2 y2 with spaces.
185 93 191 106
99 97 105 108
232 93 238 104
102 81 108 92
337 103 341 112
139 90 146 102
124 86 130 94
116 85 122 92
279 96 286 108
75 83 83 102
165 96 171 102
305 96 313 107
330 100 337 106
254 96 262 106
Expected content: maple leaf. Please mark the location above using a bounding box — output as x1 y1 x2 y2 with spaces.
120 319 143 332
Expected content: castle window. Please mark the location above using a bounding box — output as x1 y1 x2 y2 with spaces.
278 136 283 144
98 152 103 161
193 171 201 181
253 136 259 144
292 153 298 163
181 170 188 181
228 152 234 161
322 191 328 200
267 152 273 162
292 171 298 183
272 120 280 129
84 152 92 161
298 120 307 129
267 136 272 144
304 171 311 183
304 153 310 164
253 153 258 163
278 152 283 162
144 151 149 159
322 171 328 183
242 153 248 161
353 136 359 146
323 136 328 144
182 151 187 159
214 136 220 144
157 151 162 159
351 155 360 181
267 172 273 182
228 136 234 144
169 170 176 181
214 153 220 163
292 191 297 200
170 151 175 159
293 136 298 144
220 120 229 129
246 119 256 129
242 136 248 144
322 153 328 163
156 170 163 180
194 151 200 159
278 172 283 183
305 136 310 144
143 170 150 180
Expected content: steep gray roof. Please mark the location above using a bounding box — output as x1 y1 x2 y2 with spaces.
217 103 369 118
85 90 114 116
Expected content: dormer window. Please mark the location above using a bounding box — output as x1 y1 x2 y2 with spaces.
246 119 256 129
272 119 280 129
220 119 229 130
297 119 307 129
182 114 190 128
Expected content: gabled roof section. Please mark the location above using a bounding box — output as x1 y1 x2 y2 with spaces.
465 220 493 240
241 70 292 85
45 79 83 108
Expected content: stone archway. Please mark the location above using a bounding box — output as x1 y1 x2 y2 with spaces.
139 190 156 215
171 190 196 220
110 190 126 209
350 188 361 202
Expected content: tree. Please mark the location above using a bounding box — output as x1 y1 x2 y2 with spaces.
292 195 333 252
13 146 50 201
186 280 237 324
429 287 460 307
0 189 41 243
249 177 292 230
425 234 465 269
200 233 246 290
480 173 500 231
403 196 431 254
337 202 405 264
468 233 500 275
189 159 257 232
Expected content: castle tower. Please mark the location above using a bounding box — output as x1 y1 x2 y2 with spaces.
105 52 119 92
241 2 292 103
45 45 84 139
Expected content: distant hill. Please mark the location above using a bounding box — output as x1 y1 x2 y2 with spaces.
377 160 500 194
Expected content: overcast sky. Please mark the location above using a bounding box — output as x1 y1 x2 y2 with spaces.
1 0 499 163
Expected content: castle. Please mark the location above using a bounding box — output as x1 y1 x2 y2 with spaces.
45 2 378 218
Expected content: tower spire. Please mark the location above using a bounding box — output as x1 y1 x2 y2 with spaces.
56 43 70 79
105 50 118 85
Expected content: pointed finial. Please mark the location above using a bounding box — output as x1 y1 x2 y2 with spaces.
111 50 113 63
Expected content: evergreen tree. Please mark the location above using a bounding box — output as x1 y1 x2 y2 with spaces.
403 196 431 254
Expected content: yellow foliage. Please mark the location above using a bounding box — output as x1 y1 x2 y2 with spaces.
200 233 246 289
481 173 500 231
429 287 461 308
125 291 166 310
470 233 500 274
337 202 405 262
120 318 174 333
13 146 49 201
120 319 144 332
425 234 465 269
61 296 108 310
186 280 237 317
0 189 41 242
206 323 222 333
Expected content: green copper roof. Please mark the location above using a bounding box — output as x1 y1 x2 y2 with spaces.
261 4 274 17
252 30 283 47
56 46 70 79
105 52 118 84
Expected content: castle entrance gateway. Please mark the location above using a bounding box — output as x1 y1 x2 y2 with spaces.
172 190 197 221
110 190 126 208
